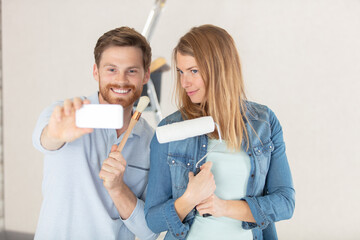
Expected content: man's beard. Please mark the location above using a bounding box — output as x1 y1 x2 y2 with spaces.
99 82 143 108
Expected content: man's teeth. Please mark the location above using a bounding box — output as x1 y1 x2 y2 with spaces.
113 88 130 94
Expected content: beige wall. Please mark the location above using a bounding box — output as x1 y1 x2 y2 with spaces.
2 0 360 239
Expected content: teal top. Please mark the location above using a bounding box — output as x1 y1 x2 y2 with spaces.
187 139 253 240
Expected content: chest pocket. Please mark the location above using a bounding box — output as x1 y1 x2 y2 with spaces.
167 156 193 199
253 140 274 175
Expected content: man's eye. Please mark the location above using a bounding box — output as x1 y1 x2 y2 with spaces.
129 69 137 73
191 69 198 74
108 68 116 72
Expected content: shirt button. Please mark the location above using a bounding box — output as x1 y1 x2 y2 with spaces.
181 232 184 235
269 145 272 149
261 222 264 225
187 163 190 166
176 233 179 236
172 160 175 164
251 174 254 178
258 150 261 153
248 153 252 156
203 144 206 148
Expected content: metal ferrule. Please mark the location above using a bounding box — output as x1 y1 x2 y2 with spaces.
132 111 141 121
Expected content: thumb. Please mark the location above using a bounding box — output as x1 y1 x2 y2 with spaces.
111 144 118 153
188 171 194 180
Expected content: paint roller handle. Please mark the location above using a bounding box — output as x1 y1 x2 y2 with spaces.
194 167 213 217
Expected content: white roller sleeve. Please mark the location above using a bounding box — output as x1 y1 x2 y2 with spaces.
156 116 215 143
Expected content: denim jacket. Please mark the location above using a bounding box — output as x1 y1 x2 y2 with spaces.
144 102 295 240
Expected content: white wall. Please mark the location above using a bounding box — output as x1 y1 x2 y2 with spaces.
2 0 360 239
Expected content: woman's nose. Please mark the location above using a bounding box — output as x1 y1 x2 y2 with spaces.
181 74 191 88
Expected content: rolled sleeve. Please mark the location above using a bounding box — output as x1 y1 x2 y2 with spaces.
122 198 158 240
162 199 189 239
242 107 295 230
241 196 269 230
32 101 69 154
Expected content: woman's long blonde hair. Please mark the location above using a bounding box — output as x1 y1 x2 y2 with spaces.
173 24 249 150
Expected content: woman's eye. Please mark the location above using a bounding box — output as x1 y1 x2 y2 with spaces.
177 69 184 75
191 69 198 74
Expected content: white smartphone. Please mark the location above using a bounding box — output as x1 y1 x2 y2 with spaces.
76 104 123 129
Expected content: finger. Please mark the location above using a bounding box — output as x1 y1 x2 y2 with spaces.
53 105 63 122
109 151 122 160
188 171 194 180
196 202 210 211
83 99 91 105
110 144 118 153
101 162 122 175
81 128 94 134
99 169 114 181
73 97 83 110
199 195 213 204
63 99 73 116
197 207 212 216
201 161 213 170
103 158 126 171
109 152 126 165
74 128 93 138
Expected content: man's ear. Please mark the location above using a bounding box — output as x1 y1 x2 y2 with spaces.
143 68 150 85
93 64 99 82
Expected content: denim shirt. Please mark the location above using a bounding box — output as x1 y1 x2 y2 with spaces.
144 102 295 240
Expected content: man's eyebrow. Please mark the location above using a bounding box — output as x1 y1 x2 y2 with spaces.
126 66 141 69
102 63 117 67
102 64 141 69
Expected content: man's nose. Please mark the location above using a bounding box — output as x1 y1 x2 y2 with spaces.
115 72 128 83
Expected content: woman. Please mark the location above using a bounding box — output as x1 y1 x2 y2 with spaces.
145 24 295 240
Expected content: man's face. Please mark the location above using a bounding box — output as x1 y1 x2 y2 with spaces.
93 46 149 108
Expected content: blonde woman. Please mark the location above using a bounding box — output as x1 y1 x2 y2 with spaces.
145 24 295 240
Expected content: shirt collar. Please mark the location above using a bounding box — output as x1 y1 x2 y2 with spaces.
87 92 100 104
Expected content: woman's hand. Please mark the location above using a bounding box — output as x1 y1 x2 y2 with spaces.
184 161 216 206
174 161 216 221
196 194 225 217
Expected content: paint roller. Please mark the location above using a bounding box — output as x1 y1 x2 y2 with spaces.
156 116 222 217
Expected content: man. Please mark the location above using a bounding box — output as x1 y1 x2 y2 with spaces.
32 27 157 240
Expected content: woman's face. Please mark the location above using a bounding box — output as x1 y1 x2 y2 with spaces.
176 52 206 104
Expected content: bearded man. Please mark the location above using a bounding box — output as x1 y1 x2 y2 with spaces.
32 27 157 240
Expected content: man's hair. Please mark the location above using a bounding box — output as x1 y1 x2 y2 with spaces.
94 27 152 70
173 24 250 150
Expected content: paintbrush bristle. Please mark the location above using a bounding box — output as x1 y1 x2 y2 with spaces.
136 96 150 113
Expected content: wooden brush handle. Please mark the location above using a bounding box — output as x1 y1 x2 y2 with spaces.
117 118 137 152
117 111 142 152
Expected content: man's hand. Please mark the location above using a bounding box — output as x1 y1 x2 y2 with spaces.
196 194 225 217
41 97 93 150
99 144 137 220
99 144 127 194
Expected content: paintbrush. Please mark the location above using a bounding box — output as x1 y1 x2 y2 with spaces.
117 96 150 152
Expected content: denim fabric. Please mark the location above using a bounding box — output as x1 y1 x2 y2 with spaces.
144 102 295 240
